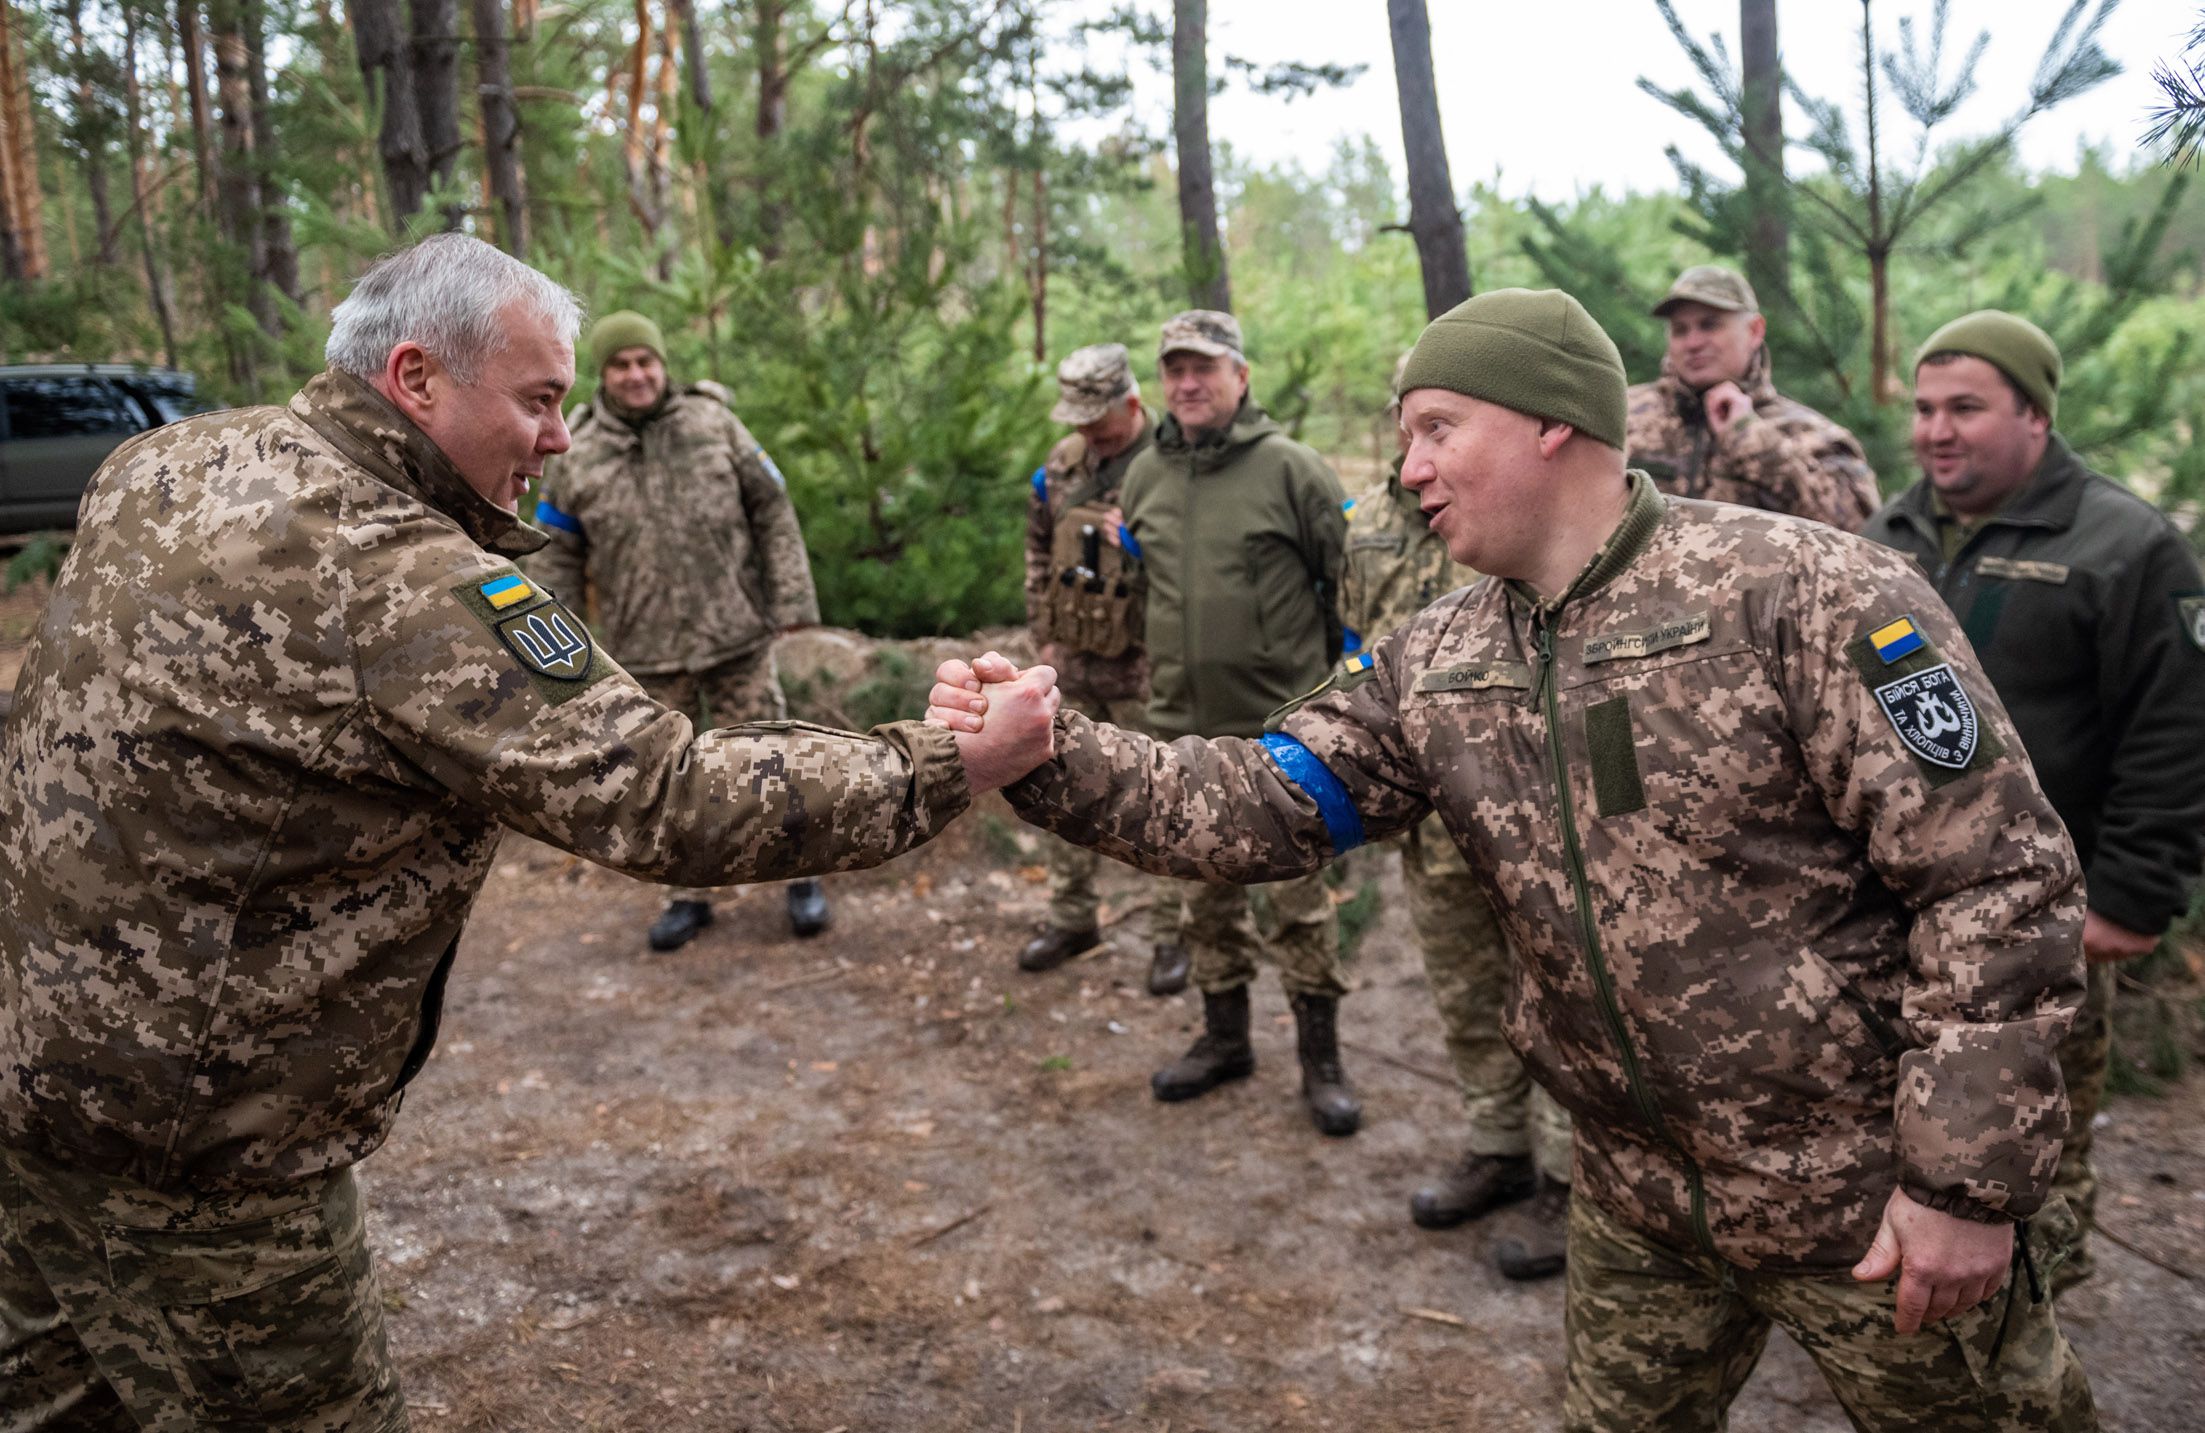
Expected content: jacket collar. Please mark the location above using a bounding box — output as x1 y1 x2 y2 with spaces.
590 383 673 438
1154 396 1281 471
290 369 546 559
1656 344 1778 420
1507 470 1667 619
1885 432 2088 545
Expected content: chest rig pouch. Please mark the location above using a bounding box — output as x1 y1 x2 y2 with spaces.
1039 497 1144 658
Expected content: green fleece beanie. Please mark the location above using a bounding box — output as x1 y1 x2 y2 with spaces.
1399 288 1628 450
587 310 666 376
1915 310 2061 425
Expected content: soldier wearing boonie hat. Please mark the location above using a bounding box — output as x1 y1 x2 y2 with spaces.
1628 262 1880 531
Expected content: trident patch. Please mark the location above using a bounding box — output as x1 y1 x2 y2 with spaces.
498 602 593 681
1873 663 1980 770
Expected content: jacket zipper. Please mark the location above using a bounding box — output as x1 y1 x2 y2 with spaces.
1533 613 1719 1261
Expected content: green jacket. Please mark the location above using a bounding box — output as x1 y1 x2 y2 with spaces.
1864 435 2205 935
1120 399 1347 739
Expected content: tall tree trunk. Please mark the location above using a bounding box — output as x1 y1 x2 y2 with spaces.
1385 0 1469 318
0 0 49 279
1171 0 1229 311
1739 0 1788 303
753 0 788 255
649 1 676 278
1859 0 1891 404
66 0 119 267
410 0 463 228
471 0 526 254
210 0 263 386
177 0 217 212
1029 164 1046 362
123 1 180 365
352 0 426 226
244 0 298 312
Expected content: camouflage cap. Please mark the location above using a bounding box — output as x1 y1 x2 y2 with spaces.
1652 265 1760 318
1051 343 1137 425
1157 310 1245 364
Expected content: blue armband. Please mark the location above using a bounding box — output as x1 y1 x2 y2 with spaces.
1341 625 1363 657
1031 467 1048 502
1118 525 1142 560
534 499 582 535
1259 733 1365 855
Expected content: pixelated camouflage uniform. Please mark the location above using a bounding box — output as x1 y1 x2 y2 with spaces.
1339 463 1570 1177
1025 421 1177 941
1120 395 1349 998
1866 433 2205 1289
1004 474 2094 1425
527 380 821 901
0 372 969 1430
1627 346 1880 531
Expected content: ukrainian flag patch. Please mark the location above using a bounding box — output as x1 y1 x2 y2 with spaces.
1869 616 1925 664
1344 652 1375 674
480 573 534 610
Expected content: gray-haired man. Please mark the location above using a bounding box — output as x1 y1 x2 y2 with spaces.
0 233 1055 1430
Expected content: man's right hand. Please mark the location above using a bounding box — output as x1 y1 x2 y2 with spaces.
926 652 1057 792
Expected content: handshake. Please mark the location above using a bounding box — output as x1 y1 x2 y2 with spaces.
925 652 1062 793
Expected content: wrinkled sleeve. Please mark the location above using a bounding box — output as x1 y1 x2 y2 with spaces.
1716 412 1879 532
729 415 821 630
1778 537 2083 1223
359 564 966 887
522 464 588 606
1003 627 1431 882
2084 527 2205 935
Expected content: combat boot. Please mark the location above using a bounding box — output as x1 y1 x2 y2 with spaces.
647 899 713 952
1493 1177 1570 1281
786 880 830 938
1151 985 1255 1101
1019 925 1100 973
1409 1151 1537 1230
1146 941 1190 996
1289 992 1362 1137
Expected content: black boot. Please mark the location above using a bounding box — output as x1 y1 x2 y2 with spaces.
1019 925 1100 972
1146 941 1190 996
647 899 713 952
1289 992 1361 1137
1410 1151 1537 1230
1151 985 1256 1102
1494 1178 1570 1282
786 880 830 938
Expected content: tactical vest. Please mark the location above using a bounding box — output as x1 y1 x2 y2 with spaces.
1035 492 1144 659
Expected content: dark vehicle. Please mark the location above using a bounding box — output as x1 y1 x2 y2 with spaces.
0 365 215 534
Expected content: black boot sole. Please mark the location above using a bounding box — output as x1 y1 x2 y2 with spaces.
1150 1056 1255 1102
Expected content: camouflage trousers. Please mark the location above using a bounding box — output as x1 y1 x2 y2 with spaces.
638 647 790 905
1401 818 1573 1181
1563 1189 2096 1432
1186 869 1347 1001
0 1146 406 1433
2049 960 2115 1292
1044 688 1186 946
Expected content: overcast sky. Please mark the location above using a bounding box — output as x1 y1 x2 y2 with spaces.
1059 0 2197 201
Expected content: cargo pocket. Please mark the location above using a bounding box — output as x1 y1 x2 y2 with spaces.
1948 1195 2079 1398
101 1188 383 1422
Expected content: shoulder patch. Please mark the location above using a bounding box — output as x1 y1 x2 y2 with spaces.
752 445 787 487
2177 593 2205 653
1844 628 2005 789
452 573 614 706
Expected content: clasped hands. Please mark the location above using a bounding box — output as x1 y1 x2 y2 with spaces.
925 652 1058 793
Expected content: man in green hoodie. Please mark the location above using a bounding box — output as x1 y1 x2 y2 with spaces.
1111 309 1359 1136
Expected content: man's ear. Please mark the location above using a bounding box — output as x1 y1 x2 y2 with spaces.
1746 313 1768 348
382 342 439 426
1536 418 1576 460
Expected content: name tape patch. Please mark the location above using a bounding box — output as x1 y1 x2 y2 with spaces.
1581 611 1711 665
1975 556 2070 586
1413 660 1534 693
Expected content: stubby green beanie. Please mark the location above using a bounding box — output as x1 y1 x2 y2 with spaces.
587 310 666 375
1399 288 1628 450
1915 310 2061 425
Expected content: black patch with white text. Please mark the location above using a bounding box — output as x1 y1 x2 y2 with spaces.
2177 593 2205 654
1873 663 1980 771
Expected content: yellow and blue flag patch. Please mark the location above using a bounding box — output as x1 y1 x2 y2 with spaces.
1869 615 1925 664
1343 652 1375 674
480 574 535 610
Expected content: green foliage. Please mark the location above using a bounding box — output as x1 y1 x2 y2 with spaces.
3 534 69 595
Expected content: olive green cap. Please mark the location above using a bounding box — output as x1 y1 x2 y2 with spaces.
587 310 666 375
1652 264 1759 317
1915 310 2062 424
1399 288 1628 451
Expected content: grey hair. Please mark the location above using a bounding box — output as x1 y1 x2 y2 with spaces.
325 233 583 384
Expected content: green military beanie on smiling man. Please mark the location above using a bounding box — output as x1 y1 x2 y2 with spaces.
1398 288 1628 451
587 310 667 376
1915 310 2061 426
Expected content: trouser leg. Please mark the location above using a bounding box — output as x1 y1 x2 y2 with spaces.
2050 960 2114 1291
0 1155 134 1433
1262 870 1346 1001
1185 882 1261 995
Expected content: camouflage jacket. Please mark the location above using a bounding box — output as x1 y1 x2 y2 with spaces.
1007 473 2083 1272
1339 457 1475 650
1024 422 1153 703
527 384 819 676
1121 399 1347 740
0 371 968 1193
1627 347 1879 531
1866 435 2205 936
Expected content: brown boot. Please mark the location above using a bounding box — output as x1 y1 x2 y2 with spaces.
1409 1151 1537 1229
1146 941 1190 996
1289 992 1361 1137
1151 986 1255 1101
1494 1178 1570 1281
1018 925 1100 973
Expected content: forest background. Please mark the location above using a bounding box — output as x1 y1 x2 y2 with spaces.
0 0 2201 640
